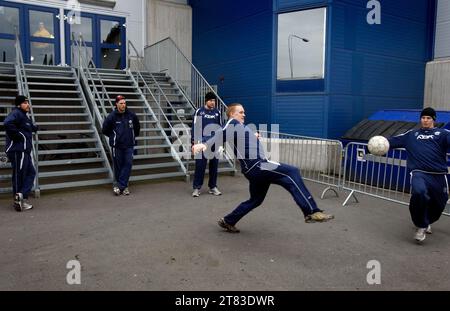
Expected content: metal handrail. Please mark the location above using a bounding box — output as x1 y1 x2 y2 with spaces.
144 37 228 124
14 33 40 196
127 42 188 173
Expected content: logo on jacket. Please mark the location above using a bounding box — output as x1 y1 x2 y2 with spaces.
417 134 434 140
129 120 133 128
203 114 217 119
435 131 441 136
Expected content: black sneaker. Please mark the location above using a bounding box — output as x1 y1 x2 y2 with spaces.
218 218 240 233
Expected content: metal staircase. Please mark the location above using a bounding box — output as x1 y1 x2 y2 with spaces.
72 36 188 182
24 64 113 191
0 62 17 194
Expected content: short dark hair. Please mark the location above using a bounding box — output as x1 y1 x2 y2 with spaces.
226 103 242 118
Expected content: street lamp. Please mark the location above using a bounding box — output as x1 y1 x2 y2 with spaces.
288 34 309 79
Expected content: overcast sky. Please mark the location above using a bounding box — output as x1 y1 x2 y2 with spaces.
277 7 326 80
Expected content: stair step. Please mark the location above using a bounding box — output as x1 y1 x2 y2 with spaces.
33 105 84 109
132 162 180 170
134 153 173 159
36 121 91 126
30 90 80 94
38 138 97 144
129 171 186 181
39 157 104 166
39 178 112 191
39 167 108 178
28 82 78 87
31 98 82 101
38 129 93 134
38 147 100 155
26 75 74 80
134 144 169 149
34 113 88 117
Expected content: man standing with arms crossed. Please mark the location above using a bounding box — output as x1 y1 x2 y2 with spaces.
191 92 222 197
4 95 38 211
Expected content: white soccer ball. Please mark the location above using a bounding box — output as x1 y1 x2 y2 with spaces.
368 135 389 156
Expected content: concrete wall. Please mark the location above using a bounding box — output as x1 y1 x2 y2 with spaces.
424 59 450 109
146 0 192 60
435 0 450 59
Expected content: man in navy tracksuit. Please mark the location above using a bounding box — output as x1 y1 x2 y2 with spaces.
388 107 450 243
102 95 140 196
4 95 38 212
191 92 222 197
192 103 334 232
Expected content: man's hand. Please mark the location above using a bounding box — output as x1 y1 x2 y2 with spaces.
192 143 207 154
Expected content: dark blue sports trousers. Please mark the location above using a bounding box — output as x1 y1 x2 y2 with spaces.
410 171 448 228
7 152 36 199
113 147 134 191
193 156 219 190
224 161 321 225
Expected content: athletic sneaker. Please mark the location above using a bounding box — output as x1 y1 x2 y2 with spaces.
22 200 33 211
305 211 335 223
192 189 200 197
14 193 23 212
426 225 432 234
122 188 130 196
218 218 240 233
415 228 427 243
208 187 222 196
113 186 121 196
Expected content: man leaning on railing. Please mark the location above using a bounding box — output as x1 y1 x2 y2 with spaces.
4 95 38 212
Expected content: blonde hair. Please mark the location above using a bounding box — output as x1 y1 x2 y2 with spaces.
226 103 242 119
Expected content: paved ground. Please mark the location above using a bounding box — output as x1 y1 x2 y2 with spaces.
1 174 450 291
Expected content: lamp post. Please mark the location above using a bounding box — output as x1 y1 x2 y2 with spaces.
288 34 309 79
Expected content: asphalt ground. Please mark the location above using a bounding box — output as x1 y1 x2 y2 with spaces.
1 174 449 290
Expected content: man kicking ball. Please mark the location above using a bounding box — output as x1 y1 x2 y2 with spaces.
192 103 334 233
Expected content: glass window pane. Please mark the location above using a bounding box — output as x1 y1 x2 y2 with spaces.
0 38 16 62
30 42 55 65
277 8 326 80
101 48 121 69
0 6 20 35
100 20 121 45
29 11 55 39
72 46 93 67
71 17 93 42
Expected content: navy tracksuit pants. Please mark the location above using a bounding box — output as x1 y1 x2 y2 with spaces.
7 152 36 199
113 147 134 191
193 156 219 190
409 171 448 229
224 161 322 225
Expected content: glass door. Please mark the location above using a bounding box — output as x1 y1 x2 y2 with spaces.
0 1 22 63
26 5 60 65
65 12 95 67
98 16 126 69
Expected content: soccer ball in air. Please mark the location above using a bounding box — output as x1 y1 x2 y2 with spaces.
368 136 389 156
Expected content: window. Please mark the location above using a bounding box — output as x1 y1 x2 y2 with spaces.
277 7 326 80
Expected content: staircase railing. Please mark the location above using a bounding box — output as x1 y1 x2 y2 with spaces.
14 33 40 197
143 38 236 171
127 41 188 174
143 37 227 123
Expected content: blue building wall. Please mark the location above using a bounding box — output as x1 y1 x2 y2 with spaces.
190 0 436 138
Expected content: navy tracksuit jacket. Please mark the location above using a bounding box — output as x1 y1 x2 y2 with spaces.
389 127 450 228
102 108 140 190
205 118 321 225
191 107 222 190
4 107 38 198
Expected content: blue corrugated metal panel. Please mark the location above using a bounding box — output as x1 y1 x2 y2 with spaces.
199 54 272 99
221 95 271 127
192 11 272 67
335 0 430 23
274 95 327 137
190 0 272 35
276 0 328 11
331 2 429 61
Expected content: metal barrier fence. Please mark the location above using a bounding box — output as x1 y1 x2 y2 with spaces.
259 131 344 199
342 142 450 216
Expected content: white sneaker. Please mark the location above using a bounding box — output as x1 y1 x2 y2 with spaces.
122 187 130 195
415 228 427 243
113 186 121 196
192 189 200 197
22 200 33 211
426 225 432 234
208 187 222 196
